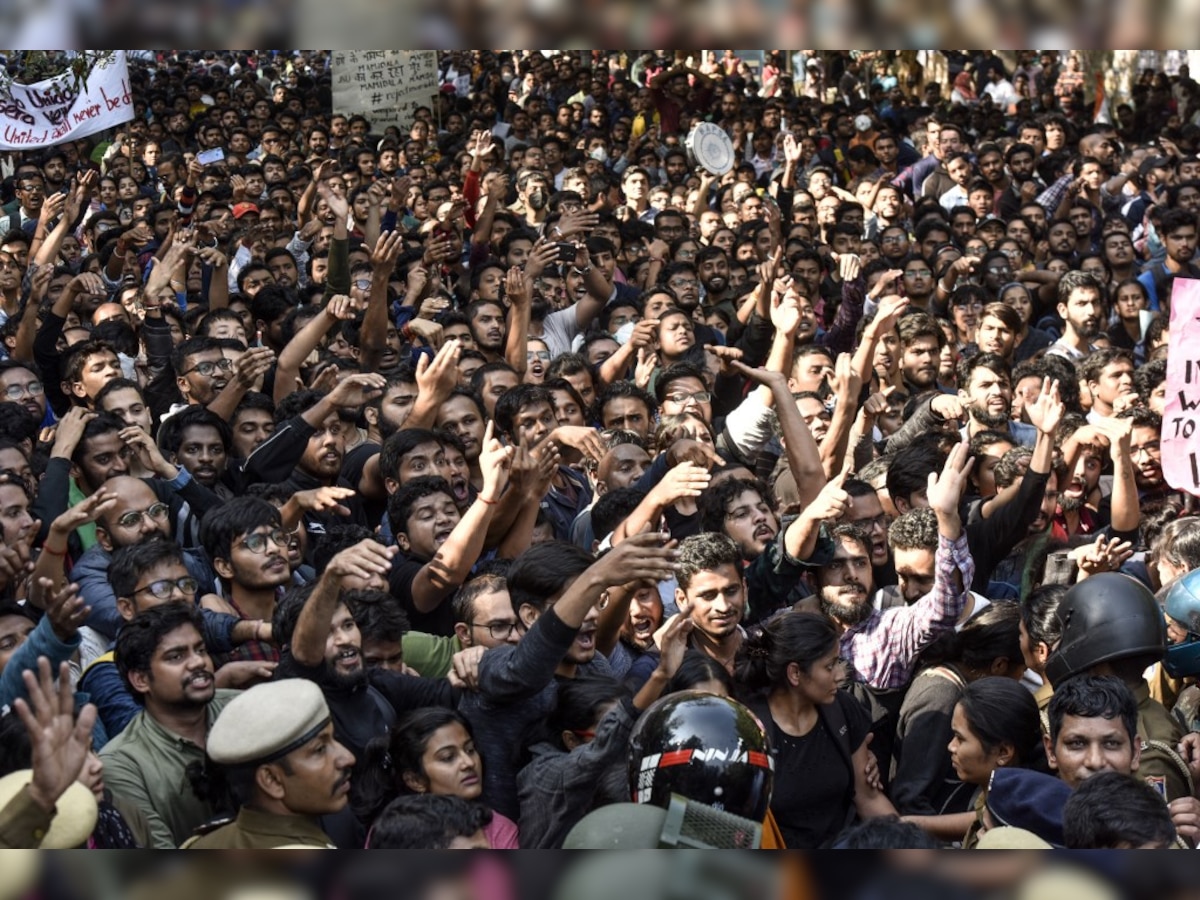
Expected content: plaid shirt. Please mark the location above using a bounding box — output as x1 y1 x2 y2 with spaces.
840 532 975 691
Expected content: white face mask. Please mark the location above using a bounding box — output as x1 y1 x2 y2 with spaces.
589 146 609 163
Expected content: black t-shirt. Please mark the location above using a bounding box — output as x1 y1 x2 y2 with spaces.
752 691 871 849
342 441 384 525
388 553 455 636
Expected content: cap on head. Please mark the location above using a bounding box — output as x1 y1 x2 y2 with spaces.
207 679 330 766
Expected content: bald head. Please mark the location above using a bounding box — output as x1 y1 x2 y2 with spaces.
97 476 169 550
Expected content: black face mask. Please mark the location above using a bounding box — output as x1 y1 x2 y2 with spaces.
527 189 547 211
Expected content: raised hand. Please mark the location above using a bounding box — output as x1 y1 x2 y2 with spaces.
655 612 694 679
1024 377 1063 435
13 658 98 815
477 420 514 500
119 427 176 478
650 461 712 506
707 344 745 377
41 579 90 642
802 470 850 522
326 372 387 409
231 346 276 391
926 441 973 522
550 425 606 463
415 338 462 404
830 251 862 283
407 317 445 348
506 266 531 309
49 487 118 539
292 485 356 517
769 284 802 336
371 230 405 271
588 531 680 589
1074 534 1135 578
326 538 397 581
634 347 658 391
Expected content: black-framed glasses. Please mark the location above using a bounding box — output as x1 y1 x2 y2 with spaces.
116 502 170 529
238 529 288 554
904 268 932 277
470 621 521 641
527 350 551 362
3 382 43 400
850 513 890 532
181 358 234 377
133 576 199 600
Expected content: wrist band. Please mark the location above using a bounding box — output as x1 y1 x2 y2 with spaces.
478 495 498 506
41 545 67 557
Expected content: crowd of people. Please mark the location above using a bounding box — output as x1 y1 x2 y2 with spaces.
2 47 1200 850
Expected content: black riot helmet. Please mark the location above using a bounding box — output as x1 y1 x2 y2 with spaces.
628 691 774 821
1045 572 1166 687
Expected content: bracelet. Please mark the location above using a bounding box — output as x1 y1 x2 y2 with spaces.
478 495 498 506
401 323 414 340
41 545 67 557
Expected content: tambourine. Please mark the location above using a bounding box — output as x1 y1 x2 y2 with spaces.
686 122 736 175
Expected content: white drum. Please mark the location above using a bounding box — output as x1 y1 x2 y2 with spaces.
686 122 736 175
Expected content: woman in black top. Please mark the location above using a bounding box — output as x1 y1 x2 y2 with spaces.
890 603 1025 837
736 611 895 848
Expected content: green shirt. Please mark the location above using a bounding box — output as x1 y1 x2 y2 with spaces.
401 631 461 679
100 690 239 849
68 477 97 552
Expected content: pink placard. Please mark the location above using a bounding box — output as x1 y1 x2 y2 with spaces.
1162 278 1200 495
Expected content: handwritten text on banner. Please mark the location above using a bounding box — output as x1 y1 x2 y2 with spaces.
1162 277 1200 495
0 52 135 150
331 51 439 134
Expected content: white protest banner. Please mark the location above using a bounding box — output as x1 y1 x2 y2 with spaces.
0 52 136 150
1162 277 1200 495
332 51 439 134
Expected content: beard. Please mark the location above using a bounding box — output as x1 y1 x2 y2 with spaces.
968 403 1011 430
820 589 873 627
324 662 368 692
1059 493 1086 512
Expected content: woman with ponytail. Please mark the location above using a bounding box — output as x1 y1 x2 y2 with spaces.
890 603 1025 837
735 611 896 848
351 707 519 849
932 676 1042 848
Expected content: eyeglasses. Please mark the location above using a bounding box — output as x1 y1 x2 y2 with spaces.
237 528 289 554
3 382 43 400
904 268 932 277
353 278 373 290
470 621 521 641
527 350 551 362
116 502 170 529
850 513 890 532
668 279 698 289
181 358 234 377
133 576 199 600
880 235 907 244
954 299 985 310
664 390 712 404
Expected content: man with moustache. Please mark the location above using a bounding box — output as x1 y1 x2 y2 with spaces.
198 498 293 665
272 538 456 763
1047 272 1106 362
809 443 975 691
101 603 239 848
185 679 356 849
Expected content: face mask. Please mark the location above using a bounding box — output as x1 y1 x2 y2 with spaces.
527 189 547 210
589 146 608 163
